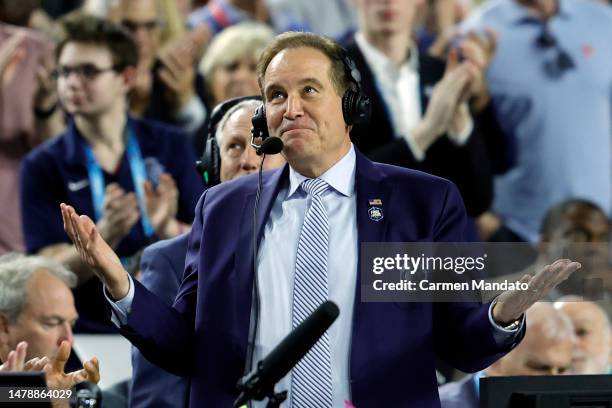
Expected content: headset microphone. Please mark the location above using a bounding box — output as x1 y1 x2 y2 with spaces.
256 136 284 155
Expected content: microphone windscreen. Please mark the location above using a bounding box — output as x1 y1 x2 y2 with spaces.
259 301 339 384
258 137 284 155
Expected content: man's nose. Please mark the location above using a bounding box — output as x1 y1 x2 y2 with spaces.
283 95 304 119
58 323 74 346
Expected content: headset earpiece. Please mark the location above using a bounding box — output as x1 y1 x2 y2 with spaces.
251 103 270 141
340 51 371 126
197 95 262 186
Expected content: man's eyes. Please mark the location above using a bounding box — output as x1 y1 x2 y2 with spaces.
42 320 62 328
270 91 285 100
228 143 244 150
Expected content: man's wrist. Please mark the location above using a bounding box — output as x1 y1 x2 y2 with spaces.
105 273 131 301
492 299 523 326
411 119 441 153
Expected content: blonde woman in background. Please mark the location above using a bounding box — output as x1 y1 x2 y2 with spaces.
199 21 274 107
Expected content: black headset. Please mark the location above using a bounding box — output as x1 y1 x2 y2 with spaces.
196 95 263 186
250 48 371 146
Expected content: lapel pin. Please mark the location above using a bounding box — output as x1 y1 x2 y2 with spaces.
368 198 382 206
368 206 383 222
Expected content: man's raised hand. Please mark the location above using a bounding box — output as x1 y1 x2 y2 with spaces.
60 203 130 299
493 259 581 324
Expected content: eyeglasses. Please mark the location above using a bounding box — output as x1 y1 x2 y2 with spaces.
53 64 119 81
536 22 575 79
121 19 159 33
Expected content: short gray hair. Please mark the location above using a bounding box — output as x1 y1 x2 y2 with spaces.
0 253 77 323
215 99 261 146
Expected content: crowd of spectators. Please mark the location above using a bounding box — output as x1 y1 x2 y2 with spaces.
1 0 611 406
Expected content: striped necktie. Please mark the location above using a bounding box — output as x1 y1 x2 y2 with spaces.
291 178 333 407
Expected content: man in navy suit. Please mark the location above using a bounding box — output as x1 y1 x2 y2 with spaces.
62 32 579 408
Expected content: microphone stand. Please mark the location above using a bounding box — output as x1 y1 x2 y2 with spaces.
235 359 288 408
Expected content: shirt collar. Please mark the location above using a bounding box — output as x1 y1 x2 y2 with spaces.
287 143 356 198
65 115 133 167
354 31 419 74
507 0 572 25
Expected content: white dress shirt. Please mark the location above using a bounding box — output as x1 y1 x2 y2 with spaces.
354 32 472 161
252 145 358 406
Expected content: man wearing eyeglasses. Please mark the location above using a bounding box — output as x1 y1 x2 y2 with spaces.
19 14 204 333
461 0 612 244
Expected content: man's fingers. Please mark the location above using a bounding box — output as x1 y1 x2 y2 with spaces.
143 180 154 197
446 47 459 73
157 173 177 195
106 191 138 213
460 41 486 70
60 203 76 241
83 358 100 384
50 341 71 374
484 28 498 55
6 342 28 372
25 356 49 372
5 350 15 371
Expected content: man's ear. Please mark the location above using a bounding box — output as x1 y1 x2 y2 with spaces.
0 313 10 335
0 313 12 360
121 66 137 91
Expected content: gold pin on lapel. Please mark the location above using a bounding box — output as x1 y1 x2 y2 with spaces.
369 199 382 206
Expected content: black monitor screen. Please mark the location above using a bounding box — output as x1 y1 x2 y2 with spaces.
481 375 612 408
0 372 51 408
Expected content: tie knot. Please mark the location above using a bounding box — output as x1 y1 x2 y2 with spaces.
301 178 329 197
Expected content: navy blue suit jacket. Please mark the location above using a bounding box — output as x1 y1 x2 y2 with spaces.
130 233 190 408
118 150 523 407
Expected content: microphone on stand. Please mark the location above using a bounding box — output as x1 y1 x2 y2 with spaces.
234 300 340 408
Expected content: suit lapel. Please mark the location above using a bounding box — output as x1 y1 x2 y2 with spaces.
234 165 289 362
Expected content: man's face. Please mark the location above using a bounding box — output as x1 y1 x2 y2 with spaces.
544 206 611 290
211 57 260 106
1 270 78 361
219 107 285 182
557 302 611 374
491 324 574 376
354 0 421 37
118 0 161 68
57 42 129 118
546 206 610 260
263 47 350 176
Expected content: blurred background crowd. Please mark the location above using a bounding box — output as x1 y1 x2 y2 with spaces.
0 0 611 406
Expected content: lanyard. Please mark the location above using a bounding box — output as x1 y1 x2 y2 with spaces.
84 124 155 239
